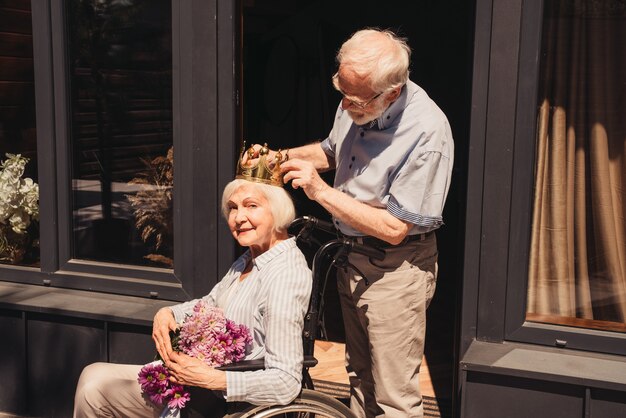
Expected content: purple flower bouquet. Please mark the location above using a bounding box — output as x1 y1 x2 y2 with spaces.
138 301 253 412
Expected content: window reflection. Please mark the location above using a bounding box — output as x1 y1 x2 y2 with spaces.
0 1 40 267
66 0 173 267
527 0 626 332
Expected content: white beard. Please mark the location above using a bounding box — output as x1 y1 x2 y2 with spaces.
346 99 388 126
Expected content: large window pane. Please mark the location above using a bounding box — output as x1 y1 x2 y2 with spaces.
0 1 39 267
66 0 173 268
527 0 626 333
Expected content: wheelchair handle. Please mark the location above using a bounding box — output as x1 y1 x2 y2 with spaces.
307 217 336 234
290 215 336 234
290 216 387 261
341 238 386 261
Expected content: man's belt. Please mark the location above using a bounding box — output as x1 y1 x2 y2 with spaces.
343 231 434 249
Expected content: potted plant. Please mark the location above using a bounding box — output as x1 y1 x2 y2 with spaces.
0 153 39 265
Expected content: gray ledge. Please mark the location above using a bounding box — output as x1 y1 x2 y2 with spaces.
0 281 174 326
461 340 626 392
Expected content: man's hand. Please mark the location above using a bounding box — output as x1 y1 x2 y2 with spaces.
166 351 227 390
281 159 331 201
152 308 177 363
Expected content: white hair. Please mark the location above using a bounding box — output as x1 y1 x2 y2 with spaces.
336 28 411 92
221 179 296 233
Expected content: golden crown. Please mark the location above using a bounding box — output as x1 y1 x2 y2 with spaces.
235 142 288 187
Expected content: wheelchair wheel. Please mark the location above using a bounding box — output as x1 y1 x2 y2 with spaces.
235 389 354 417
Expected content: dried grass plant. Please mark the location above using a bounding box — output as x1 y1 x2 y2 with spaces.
126 147 173 267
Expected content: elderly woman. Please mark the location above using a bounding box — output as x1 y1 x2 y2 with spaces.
74 178 312 418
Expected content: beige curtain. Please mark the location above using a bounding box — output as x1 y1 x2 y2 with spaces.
527 0 626 323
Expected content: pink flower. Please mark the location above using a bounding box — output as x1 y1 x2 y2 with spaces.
218 331 233 348
149 387 168 406
138 363 171 406
166 385 191 409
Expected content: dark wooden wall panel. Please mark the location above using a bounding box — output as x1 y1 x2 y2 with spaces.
0 1 37 169
0 310 25 415
590 389 626 417
27 314 105 418
108 323 154 364
463 372 584 418
0 5 32 34
0 308 160 417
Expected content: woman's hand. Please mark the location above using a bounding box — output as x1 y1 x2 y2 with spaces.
152 308 177 362
166 351 227 391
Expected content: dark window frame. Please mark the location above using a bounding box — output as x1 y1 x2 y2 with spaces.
463 0 626 358
0 0 238 302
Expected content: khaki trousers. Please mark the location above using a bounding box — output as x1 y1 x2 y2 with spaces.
337 234 438 418
73 362 247 418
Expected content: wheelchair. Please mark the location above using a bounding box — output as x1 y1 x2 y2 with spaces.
217 216 386 417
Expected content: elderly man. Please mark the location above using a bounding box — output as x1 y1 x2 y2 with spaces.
255 28 453 418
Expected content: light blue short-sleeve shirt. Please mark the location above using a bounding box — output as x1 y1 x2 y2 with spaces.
320 80 454 236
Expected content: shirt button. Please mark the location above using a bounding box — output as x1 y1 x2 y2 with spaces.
349 164 353 169
387 115 390 119
351 156 355 161
360 132 364 137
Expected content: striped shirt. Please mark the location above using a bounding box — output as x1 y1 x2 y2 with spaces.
169 237 312 405
320 80 454 236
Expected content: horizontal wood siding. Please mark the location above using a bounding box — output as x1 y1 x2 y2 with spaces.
0 2 37 173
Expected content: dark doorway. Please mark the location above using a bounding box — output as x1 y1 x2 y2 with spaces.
241 0 473 411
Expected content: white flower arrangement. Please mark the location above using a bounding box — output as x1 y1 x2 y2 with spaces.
0 153 39 264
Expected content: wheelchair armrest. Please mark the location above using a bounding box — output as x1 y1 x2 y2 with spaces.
214 355 318 372
215 358 265 372
303 355 318 368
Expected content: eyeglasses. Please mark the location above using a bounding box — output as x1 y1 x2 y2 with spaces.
332 73 383 110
